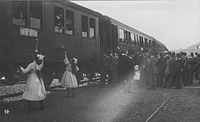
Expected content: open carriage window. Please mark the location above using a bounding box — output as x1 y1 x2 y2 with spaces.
149 40 152 46
54 7 64 33
119 28 124 42
89 18 95 38
124 30 131 43
134 33 137 45
12 1 28 26
131 33 135 45
140 36 144 46
145 38 148 47
136 34 139 46
30 1 42 29
65 9 74 35
81 15 88 38
127 31 131 43
124 30 127 42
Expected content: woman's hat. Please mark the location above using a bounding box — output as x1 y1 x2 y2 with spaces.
73 58 78 64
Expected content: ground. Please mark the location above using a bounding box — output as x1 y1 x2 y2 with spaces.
1 82 200 122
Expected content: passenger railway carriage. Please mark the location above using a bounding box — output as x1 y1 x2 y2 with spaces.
0 0 167 86
100 16 167 54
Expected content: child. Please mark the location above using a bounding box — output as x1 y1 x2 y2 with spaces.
133 65 141 89
20 52 46 112
124 65 141 93
60 57 79 97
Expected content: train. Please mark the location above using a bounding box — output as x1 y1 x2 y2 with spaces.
0 0 167 86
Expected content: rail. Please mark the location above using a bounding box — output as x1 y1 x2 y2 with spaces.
145 96 171 122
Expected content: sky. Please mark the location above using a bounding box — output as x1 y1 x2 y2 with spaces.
72 0 200 51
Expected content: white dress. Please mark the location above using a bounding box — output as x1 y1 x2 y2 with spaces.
21 61 47 101
134 70 141 80
60 59 78 88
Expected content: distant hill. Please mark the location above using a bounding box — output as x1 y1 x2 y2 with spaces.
173 42 200 54
187 42 200 49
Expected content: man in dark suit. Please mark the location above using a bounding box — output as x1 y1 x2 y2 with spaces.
157 53 166 87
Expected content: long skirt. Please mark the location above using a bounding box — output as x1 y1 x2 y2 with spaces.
22 73 46 101
60 70 78 88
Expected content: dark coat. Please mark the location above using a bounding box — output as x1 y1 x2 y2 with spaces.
157 57 166 74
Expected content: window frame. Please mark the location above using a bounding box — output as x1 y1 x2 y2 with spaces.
30 1 42 29
149 40 152 46
119 28 125 42
54 6 65 34
12 1 43 30
127 31 131 43
89 18 96 39
144 38 148 47
136 34 139 46
12 1 28 27
81 15 89 38
65 9 74 36
124 30 127 42
131 33 135 45
140 36 144 46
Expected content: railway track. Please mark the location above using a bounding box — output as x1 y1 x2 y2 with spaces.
145 96 171 122
145 87 200 122
146 94 184 122
1 82 200 121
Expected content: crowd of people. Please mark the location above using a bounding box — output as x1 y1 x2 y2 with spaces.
101 48 200 90
19 47 200 112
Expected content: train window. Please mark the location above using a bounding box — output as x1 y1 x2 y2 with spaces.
145 38 148 46
12 1 28 26
81 15 88 38
149 40 152 46
136 35 139 45
140 36 144 46
138 36 141 46
89 18 95 38
133 34 136 45
131 33 134 42
124 30 127 42
54 7 64 33
119 29 124 41
65 9 74 35
30 1 42 29
126 31 131 43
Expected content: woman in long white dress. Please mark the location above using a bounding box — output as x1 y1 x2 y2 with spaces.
20 53 46 111
60 57 79 97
